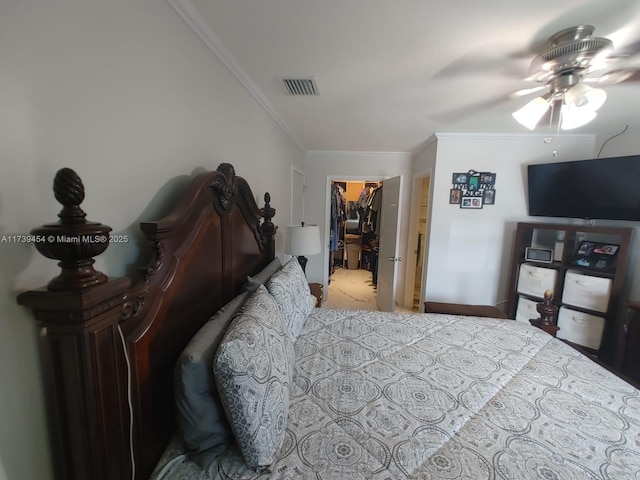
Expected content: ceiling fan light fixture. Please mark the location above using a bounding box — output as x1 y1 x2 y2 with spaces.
565 84 607 111
511 25 630 132
560 102 598 130
512 95 551 130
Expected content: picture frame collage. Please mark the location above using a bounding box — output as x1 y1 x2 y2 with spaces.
450 171 496 209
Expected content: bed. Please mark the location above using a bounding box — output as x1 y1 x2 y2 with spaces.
18 164 640 480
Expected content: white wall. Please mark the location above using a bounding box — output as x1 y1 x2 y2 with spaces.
303 151 413 305
595 125 639 160
593 125 640 301
0 1 304 478
414 133 596 308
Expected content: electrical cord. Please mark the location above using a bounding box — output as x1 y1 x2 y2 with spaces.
117 324 136 480
116 323 195 479
597 124 629 158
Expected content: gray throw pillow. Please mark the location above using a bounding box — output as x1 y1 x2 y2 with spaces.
243 257 283 292
214 285 294 469
266 257 315 342
174 291 251 454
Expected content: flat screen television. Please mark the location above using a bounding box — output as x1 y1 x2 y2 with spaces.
527 154 640 221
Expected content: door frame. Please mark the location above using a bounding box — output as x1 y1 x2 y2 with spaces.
291 165 306 225
403 169 433 311
322 174 386 296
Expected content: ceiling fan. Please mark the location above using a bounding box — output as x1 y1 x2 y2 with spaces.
511 24 640 130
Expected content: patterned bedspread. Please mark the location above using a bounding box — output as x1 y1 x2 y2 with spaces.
152 309 640 479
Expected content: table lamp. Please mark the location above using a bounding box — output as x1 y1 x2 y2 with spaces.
287 222 321 274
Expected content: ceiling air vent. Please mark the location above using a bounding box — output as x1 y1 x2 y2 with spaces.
282 77 319 96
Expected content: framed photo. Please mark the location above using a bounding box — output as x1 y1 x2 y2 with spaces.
483 188 495 205
576 241 619 257
572 256 614 271
449 188 461 204
593 243 619 255
572 241 619 271
480 172 496 185
593 258 613 271
460 196 483 209
452 173 468 184
468 174 480 191
576 241 596 256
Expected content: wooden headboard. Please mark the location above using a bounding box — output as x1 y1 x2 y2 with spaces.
18 163 277 480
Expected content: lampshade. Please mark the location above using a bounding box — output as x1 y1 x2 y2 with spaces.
287 224 321 256
564 83 606 111
560 103 598 130
512 95 551 130
560 84 605 130
512 81 607 131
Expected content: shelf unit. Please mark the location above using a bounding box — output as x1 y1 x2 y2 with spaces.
622 302 640 387
506 222 633 369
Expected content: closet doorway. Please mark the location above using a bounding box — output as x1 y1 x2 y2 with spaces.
325 177 384 309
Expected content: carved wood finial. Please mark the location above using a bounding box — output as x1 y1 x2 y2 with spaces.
211 163 239 214
529 289 560 336
31 168 111 290
53 168 87 223
537 290 558 325
260 192 277 239
216 163 236 179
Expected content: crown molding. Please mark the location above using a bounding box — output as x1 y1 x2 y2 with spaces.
166 0 306 152
433 132 594 140
411 134 438 155
306 150 412 159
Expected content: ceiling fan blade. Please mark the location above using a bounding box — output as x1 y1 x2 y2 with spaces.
595 39 640 68
432 46 529 81
508 85 547 99
613 39 640 58
585 69 640 84
429 95 511 124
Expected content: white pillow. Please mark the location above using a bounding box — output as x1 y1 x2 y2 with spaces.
266 257 315 342
214 285 294 469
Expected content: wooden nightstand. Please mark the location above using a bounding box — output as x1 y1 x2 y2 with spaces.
309 283 323 307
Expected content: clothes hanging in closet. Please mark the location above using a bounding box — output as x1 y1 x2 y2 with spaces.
367 185 382 234
356 186 372 234
329 183 346 252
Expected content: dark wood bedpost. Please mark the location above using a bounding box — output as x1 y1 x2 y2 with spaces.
17 164 278 479
260 192 277 258
17 168 132 480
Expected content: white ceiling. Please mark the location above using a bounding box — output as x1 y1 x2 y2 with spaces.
170 0 640 152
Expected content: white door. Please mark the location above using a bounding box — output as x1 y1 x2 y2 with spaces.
291 167 305 225
377 176 402 311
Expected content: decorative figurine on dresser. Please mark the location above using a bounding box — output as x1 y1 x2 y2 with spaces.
530 290 560 337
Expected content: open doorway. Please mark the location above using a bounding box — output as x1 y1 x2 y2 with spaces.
325 178 382 309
